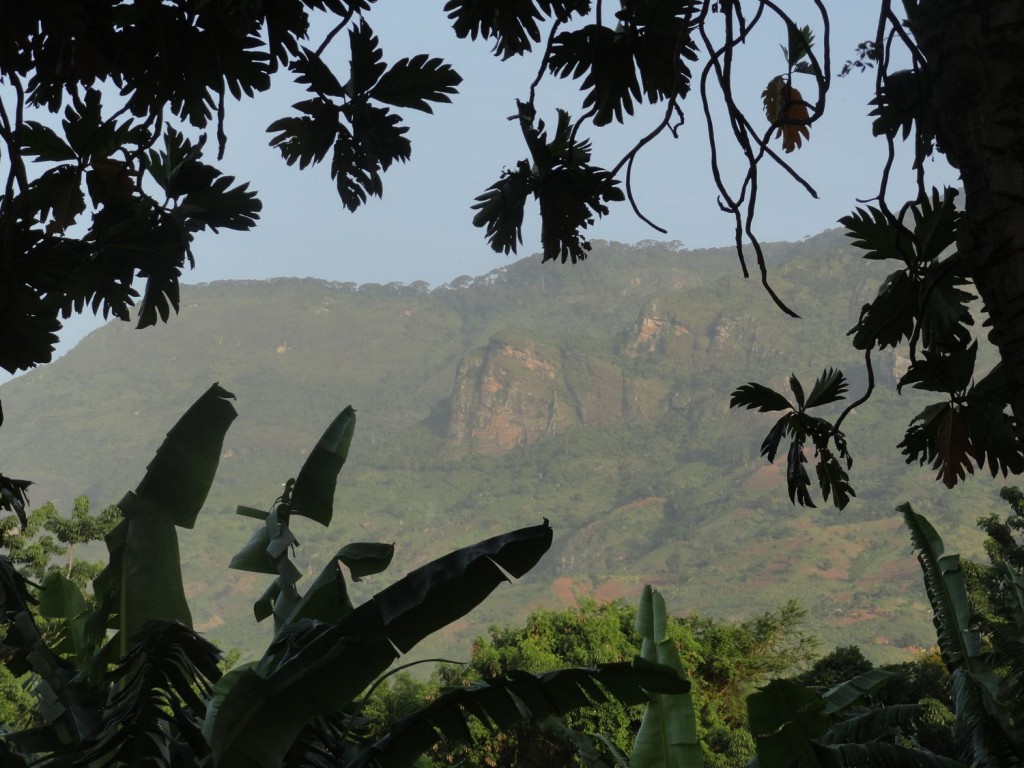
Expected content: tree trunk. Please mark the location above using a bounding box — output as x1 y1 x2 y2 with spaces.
911 1 1024 444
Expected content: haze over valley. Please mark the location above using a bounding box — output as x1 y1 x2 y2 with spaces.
0 229 1005 661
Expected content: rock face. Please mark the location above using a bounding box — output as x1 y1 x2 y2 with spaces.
442 312 685 454
622 298 691 355
442 333 634 454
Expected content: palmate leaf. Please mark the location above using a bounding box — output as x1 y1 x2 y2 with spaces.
537 163 623 263
961 404 1024 480
786 439 814 507
815 450 854 511
729 382 793 413
0 282 62 374
621 0 699 104
178 173 261 234
912 187 960 264
472 161 532 254
760 414 792 463
209 521 554 768
291 46 347 97
531 110 623 262
331 106 411 211
898 342 978 396
962 364 1024 478
445 0 590 59
549 25 640 126
790 374 806 409
732 375 853 509
869 68 925 142
849 270 917 350
349 20 387 94
548 0 697 127
26 166 86 235
371 55 462 113
918 262 974 351
267 98 342 170
804 368 848 409
840 206 912 263
896 342 1020 488
19 121 78 162
474 109 621 261
349 659 688 768
147 129 261 235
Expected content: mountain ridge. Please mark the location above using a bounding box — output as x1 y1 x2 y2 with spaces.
0 230 1006 662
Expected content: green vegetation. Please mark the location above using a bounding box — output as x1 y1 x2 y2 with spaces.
746 492 1024 768
365 488 1024 768
1 386 686 766
1 234 1008 660
0 497 119 727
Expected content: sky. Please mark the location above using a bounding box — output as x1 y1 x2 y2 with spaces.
8 2 960 372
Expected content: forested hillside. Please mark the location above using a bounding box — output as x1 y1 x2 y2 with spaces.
0 230 1007 660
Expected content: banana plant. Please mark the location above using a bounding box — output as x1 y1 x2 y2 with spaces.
0 384 684 767
746 504 1024 768
629 586 701 768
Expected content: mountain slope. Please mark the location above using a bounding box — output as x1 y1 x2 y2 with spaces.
0 231 1006 661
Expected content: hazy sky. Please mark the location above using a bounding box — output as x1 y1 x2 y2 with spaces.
12 2 960 368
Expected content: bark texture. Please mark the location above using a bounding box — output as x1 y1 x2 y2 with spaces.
911 0 1024 442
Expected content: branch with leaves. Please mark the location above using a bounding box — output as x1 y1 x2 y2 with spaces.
730 369 854 510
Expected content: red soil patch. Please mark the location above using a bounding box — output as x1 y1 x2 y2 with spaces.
614 496 665 514
746 464 784 493
195 615 224 632
551 577 577 605
593 579 636 603
834 608 883 627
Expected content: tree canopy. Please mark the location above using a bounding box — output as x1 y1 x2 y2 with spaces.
2 1 1024 506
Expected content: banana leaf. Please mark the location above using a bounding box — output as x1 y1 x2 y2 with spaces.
748 679 830 768
209 520 553 768
37 571 89 662
133 382 238 530
88 384 236 660
284 542 395 626
288 406 356 525
821 668 895 715
900 504 1024 766
630 585 701 768
821 703 922 746
230 407 361 631
811 740 967 768
349 659 690 768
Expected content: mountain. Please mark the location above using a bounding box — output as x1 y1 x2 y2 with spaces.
0 230 1007 663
